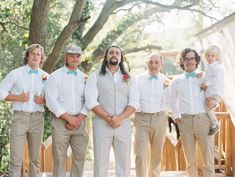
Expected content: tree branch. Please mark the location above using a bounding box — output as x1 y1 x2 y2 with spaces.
124 45 162 54
142 0 218 21
42 0 88 73
80 0 139 50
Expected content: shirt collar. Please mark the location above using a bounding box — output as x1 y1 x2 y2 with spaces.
25 65 40 73
106 66 121 75
63 65 79 73
145 72 159 78
208 61 219 68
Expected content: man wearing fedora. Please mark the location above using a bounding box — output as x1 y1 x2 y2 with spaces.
45 44 89 177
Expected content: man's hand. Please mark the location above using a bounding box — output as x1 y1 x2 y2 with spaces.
206 97 218 110
175 118 182 125
200 82 208 91
104 115 113 125
18 92 30 102
34 95 45 104
110 116 122 128
65 114 85 130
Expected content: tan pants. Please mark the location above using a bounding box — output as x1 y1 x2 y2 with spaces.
179 113 215 177
205 94 222 127
9 111 44 177
134 112 167 177
51 114 88 177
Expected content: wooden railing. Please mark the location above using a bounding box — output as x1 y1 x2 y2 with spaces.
161 102 234 176
22 108 234 176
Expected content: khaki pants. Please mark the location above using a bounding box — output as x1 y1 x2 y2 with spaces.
51 114 88 177
134 112 167 177
179 113 215 177
9 111 44 177
205 94 222 128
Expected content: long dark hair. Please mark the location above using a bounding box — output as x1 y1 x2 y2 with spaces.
99 46 128 76
178 48 201 71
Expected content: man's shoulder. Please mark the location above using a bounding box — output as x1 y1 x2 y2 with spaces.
50 67 64 76
135 72 146 79
9 66 25 75
171 73 184 83
39 68 49 75
88 70 100 77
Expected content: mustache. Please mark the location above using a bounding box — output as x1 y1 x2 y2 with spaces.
110 56 117 60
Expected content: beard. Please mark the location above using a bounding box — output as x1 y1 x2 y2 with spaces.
65 60 79 68
109 57 119 65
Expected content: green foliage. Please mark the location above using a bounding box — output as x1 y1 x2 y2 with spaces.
0 0 32 76
0 102 12 172
0 0 32 44
43 107 51 141
0 147 10 172
162 58 182 75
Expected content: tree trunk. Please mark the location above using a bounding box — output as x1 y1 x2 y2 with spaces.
29 0 51 48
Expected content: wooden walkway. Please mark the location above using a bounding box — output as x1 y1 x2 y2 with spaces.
41 171 227 177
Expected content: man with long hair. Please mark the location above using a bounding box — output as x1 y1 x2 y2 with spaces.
170 48 215 177
85 46 139 177
0 44 48 177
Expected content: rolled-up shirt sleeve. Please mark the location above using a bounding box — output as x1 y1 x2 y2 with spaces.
85 72 100 110
45 75 66 117
170 80 181 120
128 77 140 110
0 71 15 100
80 103 89 116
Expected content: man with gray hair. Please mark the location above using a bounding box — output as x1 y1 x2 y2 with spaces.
0 44 48 177
134 54 170 177
45 44 88 177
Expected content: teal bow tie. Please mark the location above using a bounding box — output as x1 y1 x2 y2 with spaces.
28 69 39 75
185 72 196 79
67 70 78 76
149 75 158 80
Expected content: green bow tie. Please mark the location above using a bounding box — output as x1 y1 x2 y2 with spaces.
149 75 158 80
28 69 39 75
185 72 196 79
67 70 78 76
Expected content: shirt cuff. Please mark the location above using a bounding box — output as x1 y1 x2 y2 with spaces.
128 103 139 110
80 108 89 116
0 92 9 101
86 102 100 110
172 112 181 120
55 109 66 118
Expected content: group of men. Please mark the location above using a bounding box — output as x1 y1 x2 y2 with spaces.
0 43 217 177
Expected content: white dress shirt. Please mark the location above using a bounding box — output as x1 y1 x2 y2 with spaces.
135 72 170 113
0 65 48 112
170 72 206 120
45 66 88 118
85 68 140 111
204 61 224 98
